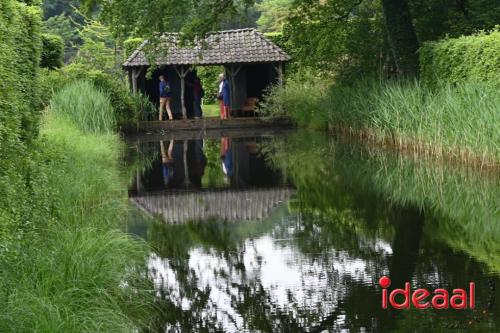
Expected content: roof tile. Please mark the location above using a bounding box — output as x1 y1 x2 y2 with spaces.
123 28 291 67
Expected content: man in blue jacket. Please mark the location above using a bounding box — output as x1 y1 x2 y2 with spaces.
159 75 173 120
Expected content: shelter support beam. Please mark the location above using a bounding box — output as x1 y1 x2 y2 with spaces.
225 65 242 111
174 65 192 119
272 62 284 86
131 66 145 94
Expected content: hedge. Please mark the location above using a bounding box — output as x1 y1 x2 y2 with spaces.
0 0 48 258
420 28 500 86
41 33 64 69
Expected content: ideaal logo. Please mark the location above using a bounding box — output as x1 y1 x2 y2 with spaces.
379 276 475 309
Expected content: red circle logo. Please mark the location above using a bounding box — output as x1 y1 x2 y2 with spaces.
379 276 391 289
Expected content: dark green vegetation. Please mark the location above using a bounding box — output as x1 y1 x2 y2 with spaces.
1 1 154 331
41 33 64 68
420 30 500 87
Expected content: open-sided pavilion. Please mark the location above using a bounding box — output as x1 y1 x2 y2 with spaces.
123 28 291 119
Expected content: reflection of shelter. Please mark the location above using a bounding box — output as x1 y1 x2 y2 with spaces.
123 29 291 118
134 138 285 193
131 188 294 224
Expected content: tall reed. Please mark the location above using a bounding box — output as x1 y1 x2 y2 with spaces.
0 83 155 332
50 81 116 134
262 77 500 164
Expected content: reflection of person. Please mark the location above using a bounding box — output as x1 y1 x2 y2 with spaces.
218 73 231 119
160 140 175 185
220 137 233 178
159 75 173 121
187 140 207 187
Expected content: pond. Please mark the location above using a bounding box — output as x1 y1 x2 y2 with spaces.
126 130 499 333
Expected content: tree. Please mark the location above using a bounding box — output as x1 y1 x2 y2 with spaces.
43 14 80 60
256 0 294 32
81 0 499 77
42 0 81 21
380 0 419 76
283 0 390 79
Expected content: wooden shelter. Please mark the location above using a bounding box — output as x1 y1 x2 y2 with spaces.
123 29 291 118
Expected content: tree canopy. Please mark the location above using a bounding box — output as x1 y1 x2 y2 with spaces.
56 0 500 77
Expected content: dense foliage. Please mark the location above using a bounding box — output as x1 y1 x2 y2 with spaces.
420 28 500 86
1 3 154 331
0 0 44 255
255 0 293 32
40 32 64 68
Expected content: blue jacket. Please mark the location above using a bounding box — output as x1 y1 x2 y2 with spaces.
221 79 231 106
159 81 172 97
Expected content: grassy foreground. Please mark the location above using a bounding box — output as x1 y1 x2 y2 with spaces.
263 77 499 165
0 82 154 332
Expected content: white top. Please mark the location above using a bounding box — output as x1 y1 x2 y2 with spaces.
219 81 224 94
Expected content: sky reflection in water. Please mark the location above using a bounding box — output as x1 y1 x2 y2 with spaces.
128 132 499 332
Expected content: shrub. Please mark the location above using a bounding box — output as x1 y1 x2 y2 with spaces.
420 28 500 86
40 33 64 68
124 37 143 60
197 65 224 104
50 81 116 134
260 70 332 129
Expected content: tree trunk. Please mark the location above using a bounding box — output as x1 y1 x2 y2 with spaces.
381 0 420 77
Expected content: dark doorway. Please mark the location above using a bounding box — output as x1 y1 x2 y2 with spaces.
246 64 274 99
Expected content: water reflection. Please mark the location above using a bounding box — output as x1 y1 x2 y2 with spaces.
127 132 499 332
130 137 290 224
131 137 285 193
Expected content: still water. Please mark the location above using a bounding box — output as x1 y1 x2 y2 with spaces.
127 131 499 333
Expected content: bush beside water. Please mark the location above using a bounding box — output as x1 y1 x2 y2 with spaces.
263 30 500 164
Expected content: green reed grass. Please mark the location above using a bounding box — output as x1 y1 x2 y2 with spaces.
263 77 500 163
50 81 116 134
0 85 154 332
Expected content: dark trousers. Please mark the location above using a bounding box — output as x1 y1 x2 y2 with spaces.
193 97 202 118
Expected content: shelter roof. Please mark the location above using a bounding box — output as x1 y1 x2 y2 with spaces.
123 28 291 67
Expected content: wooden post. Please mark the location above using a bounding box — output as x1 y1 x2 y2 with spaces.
226 65 242 112
272 62 283 86
131 66 145 94
174 65 191 119
131 68 138 94
183 140 190 188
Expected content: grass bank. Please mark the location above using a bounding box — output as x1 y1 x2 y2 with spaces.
0 82 154 332
263 76 499 165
